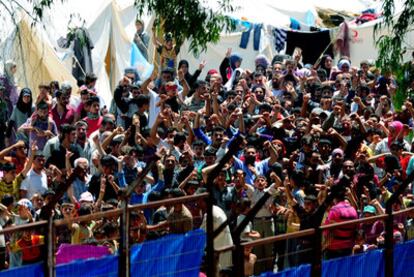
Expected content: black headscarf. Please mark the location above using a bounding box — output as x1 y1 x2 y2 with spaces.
16 88 33 115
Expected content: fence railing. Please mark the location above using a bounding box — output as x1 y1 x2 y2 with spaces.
0 193 210 277
218 207 414 277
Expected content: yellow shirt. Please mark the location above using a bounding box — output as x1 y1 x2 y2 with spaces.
0 173 24 200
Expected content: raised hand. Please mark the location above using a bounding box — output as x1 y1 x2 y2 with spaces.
225 48 232 58
199 60 207 71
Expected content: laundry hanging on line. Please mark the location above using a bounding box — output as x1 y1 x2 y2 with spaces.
285 30 333 65
273 28 287 52
239 23 262 51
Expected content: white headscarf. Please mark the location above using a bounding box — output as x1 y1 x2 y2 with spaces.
224 68 244 91
4 60 16 85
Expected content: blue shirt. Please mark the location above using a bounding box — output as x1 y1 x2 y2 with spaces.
130 180 166 223
233 157 270 184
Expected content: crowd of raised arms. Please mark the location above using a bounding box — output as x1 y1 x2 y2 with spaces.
1 22 414 276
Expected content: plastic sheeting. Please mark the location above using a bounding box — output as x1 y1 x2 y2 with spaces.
394 240 414 277
2 16 78 101
55 244 112 265
56 254 118 277
259 264 311 277
130 228 206 277
322 249 384 277
0 262 44 277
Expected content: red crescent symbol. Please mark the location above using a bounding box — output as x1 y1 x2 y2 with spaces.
352 30 358 38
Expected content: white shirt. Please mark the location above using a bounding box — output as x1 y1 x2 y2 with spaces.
20 169 48 199
201 205 233 269
246 184 275 218
148 89 160 128
375 137 410 155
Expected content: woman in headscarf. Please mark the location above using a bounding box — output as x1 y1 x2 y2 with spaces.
177 59 202 89
219 48 242 84
330 57 351 81
0 60 19 115
6 88 34 144
319 54 333 79
374 121 410 154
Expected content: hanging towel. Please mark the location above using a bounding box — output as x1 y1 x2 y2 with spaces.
253 23 263 51
71 28 94 79
335 22 350 57
286 30 333 64
239 22 252 49
273 28 287 52
290 18 301 30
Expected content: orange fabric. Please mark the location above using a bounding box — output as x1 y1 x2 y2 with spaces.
18 235 42 262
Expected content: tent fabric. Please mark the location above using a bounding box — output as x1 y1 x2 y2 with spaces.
1 0 412 102
5 16 78 101
347 20 414 66
178 31 274 79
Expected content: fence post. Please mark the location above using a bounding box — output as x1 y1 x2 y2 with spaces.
119 190 130 277
206 135 245 277
233 237 244 277
45 215 55 277
311 228 321 277
119 155 159 277
384 207 394 277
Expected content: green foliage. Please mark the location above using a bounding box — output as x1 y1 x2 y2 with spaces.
134 0 236 55
375 0 414 109
32 0 55 24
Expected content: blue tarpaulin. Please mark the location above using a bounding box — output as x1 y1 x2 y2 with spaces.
0 262 44 277
130 229 206 277
394 240 414 277
15 229 414 277
259 264 311 277
322 249 384 277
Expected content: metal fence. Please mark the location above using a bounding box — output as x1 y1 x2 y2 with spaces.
0 193 209 277
222 207 414 277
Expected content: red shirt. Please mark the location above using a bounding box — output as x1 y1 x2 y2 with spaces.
18 235 43 262
83 116 103 138
52 105 75 130
4 157 28 174
375 154 410 179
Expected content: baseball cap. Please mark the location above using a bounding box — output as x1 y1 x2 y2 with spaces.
363 205 376 214
207 69 218 75
304 195 317 202
36 101 49 110
1 163 16 172
17 198 33 209
102 117 115 126
42 189 55 198
311 107 324 116
79 192 94 203
319 139 332 146
332 148 344 157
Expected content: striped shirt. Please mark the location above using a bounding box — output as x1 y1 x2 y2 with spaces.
324 201 358 250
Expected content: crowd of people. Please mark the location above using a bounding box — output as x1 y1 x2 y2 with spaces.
1 20 414 275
